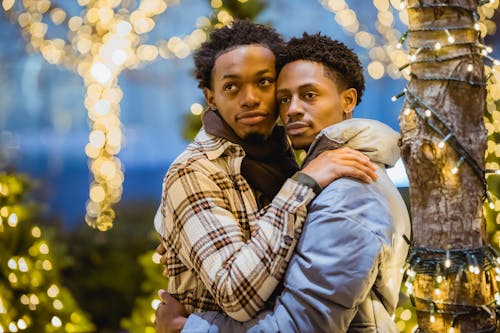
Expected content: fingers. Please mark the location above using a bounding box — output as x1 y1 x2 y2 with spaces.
303 147 379 186
328 149 377 179
338 165 374 184
158 289 168 301
156 243 167 255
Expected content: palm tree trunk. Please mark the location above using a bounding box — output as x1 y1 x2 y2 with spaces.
399 0 498 331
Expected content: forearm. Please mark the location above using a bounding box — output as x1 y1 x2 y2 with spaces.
163 170 315 320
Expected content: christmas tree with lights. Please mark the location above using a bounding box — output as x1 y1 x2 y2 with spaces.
0 172 94 333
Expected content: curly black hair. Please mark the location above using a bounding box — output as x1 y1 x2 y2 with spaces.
278 32 365 105
193 19 284 89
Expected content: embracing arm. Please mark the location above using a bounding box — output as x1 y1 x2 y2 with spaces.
160 164 315 321
181 179 390 332
159 147 377 322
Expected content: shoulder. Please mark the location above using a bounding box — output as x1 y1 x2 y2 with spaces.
308 177 393 239
314 177 387 210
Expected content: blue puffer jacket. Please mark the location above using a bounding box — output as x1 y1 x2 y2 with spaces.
183 118 412 333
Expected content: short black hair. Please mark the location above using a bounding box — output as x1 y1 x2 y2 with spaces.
278 32 365 105
193 19 284 89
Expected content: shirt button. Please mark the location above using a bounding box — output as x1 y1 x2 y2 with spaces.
228 146 237 154
297 194 304 201
284 235 293 246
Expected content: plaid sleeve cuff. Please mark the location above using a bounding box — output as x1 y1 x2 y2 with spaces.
292 171 322 195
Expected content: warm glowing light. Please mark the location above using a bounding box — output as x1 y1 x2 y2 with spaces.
2 0 15 11
31 226 41 238
111 50 128 66
51 316 62 328
367 61 385 79
8 322 17 332
0 206 8 217
116 21 132 35
91 63 112 84
7 213 18 227
16 320 27 330
29 294 39 305
18 258 28 272
39 243 49 254
47 284 60 298
53 299 64 310
152 299 161 310
7 258 17 270
42 260 53 271
190 103 204 115
152 252 162 264
445 259 451 268
425 109 432 117
90 184 106 203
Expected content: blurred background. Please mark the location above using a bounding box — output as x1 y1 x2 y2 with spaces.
0 0 499 332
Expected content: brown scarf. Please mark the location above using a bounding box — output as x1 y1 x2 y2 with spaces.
203 109 299 206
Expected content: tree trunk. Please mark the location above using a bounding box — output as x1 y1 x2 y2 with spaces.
399 0 498 331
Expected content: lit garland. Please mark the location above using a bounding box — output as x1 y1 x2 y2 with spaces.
0 173 94 332
402 240 499 332
391 0 500 331
391 2 499 208
2 0 213 230
320 0 498 81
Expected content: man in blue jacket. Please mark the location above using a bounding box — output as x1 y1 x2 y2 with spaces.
156 32 411 332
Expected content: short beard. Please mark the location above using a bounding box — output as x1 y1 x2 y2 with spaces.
243 132 267 144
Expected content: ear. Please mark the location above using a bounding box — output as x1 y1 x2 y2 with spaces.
203 88 216 110
341 88 357 119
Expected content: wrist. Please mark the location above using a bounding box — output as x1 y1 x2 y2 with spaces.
292 171 322 195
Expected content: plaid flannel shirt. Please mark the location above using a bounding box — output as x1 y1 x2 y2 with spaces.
155 128 315 321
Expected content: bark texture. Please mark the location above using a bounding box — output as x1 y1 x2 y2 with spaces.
399 0 497 331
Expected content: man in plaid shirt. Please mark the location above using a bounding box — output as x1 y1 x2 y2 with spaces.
153 20 377 329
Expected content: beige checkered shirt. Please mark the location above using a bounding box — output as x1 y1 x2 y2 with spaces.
155 128 315 321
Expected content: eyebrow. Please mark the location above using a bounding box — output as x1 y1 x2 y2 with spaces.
276 83 318 94
222 69 274 80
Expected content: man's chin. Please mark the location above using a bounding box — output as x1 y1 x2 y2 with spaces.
290 138 310 150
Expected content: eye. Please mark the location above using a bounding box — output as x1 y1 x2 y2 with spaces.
224 83 237 91
278 96 290 104
304 91 318 99
259 78 274 86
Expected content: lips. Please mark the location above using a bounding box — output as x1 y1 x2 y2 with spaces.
237 111 268 125
286 121 309 136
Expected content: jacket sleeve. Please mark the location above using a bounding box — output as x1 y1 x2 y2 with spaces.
161 165 315 322
182 178 390 332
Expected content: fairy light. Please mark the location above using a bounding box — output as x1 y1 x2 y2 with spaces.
408 47 422 62
438 133 453 149
424 109 432 118
3 0 213 230
486 191 495 210
445 250 451 268
451 156 465 175
429 303 436 323
445 29 455 44
397 31 409 49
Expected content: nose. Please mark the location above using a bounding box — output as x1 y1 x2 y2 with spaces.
241 86 260 109
286 96 304 119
